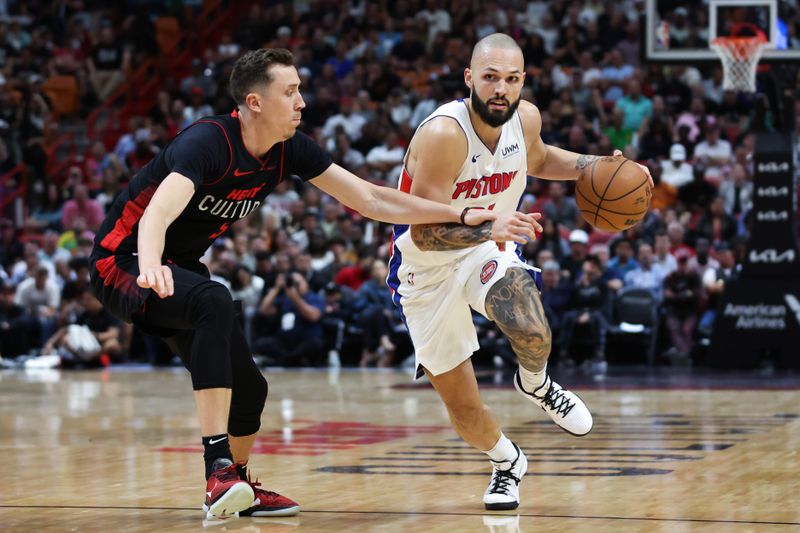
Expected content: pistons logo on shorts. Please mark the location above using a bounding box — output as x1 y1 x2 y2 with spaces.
480 260 498 284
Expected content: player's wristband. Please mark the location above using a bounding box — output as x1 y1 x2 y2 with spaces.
460 206 481 225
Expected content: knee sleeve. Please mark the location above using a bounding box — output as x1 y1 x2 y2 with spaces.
187 283 236 390
228 371 268 437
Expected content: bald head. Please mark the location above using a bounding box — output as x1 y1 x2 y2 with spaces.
466 33 524 128
470 33 522 68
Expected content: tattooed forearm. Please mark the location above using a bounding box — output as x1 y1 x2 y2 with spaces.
575 154 599 171
485 267 551 372
410 221 493 251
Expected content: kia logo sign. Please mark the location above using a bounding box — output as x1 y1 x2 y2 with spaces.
757 161 790 173
756 186 790 197
756 210 790 222
749 249 796 263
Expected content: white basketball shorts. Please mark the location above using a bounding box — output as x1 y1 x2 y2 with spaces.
388 241 542 379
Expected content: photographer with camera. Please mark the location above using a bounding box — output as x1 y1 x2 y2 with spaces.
251 271 326 367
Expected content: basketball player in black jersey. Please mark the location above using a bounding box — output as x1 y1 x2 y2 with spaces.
90 48 540 520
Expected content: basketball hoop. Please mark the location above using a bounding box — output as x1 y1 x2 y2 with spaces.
711 35 767 93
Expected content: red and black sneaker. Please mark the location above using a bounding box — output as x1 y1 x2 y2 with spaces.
238 467 300 517
202 458 255 519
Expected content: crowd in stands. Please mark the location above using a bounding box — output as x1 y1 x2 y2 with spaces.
1 0 799 370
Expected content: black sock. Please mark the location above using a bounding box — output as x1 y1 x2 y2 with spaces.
202 434 233 480
236 463 248 481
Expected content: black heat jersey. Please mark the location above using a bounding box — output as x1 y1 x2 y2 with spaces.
90 110 332 322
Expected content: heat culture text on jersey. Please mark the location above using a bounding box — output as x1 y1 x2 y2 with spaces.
453 170 519 200
198 185 265 220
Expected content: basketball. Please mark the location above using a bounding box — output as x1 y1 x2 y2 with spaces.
574 155 652 232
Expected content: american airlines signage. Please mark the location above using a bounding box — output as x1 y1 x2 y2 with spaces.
757 161 790 173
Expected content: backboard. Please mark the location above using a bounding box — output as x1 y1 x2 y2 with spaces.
644 0 800 63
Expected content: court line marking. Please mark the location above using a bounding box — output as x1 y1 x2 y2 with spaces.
0 505 797 526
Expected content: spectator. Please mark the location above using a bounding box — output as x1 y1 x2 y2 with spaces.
601 49 634 85
653 232 677 275
353 259 397 368
365 129 405 184
694 196 738 248
542 182 579 231
87 24 130 101
678 162 717 214
623 242 666 301
561 229 589 282
62 184 105 232
253 272 325 367
718 163 753 217
11 243 56 285
61 256 92 304
559 256 609 371
615 79 653 131
663 248 701 362
607 239 640 280
322 97 367 144
14 265 60 344
334 246 376 291
667 222 694 257
0 219 23 270
603 108 634 152
181 87 214 128
0 281 37 358
539 259 571 353
534 218 570 263
648 161 678 211
637 115 673 162
661 144 693 188
179 58 216 100
698 243 740 337
41 290 120 365
694 122 732 172
688 237 720 279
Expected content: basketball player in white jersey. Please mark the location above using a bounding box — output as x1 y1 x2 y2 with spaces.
388 33 652 510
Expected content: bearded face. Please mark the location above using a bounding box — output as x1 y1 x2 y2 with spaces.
471 90 520 128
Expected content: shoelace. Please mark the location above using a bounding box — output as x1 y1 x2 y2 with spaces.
488 466 521 495
247 474 280 497
539 379 576 417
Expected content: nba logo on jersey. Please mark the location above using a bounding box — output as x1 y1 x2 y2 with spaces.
480 260 498 284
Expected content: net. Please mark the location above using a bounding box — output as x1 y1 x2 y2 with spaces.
711 36 767 93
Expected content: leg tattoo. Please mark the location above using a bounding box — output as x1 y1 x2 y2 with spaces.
485 268 551 372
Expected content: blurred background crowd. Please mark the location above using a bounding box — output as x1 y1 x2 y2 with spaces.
1 0 799 370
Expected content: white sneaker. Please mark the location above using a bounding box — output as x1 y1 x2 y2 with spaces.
483 443 527 511
514 371 593 436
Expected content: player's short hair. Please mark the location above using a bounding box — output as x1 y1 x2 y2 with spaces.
229 48 295 105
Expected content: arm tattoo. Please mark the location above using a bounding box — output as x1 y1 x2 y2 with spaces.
410 221 493 251
575 154 599 171
484 267 551 372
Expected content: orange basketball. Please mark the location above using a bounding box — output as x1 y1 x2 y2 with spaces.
574 155 651 232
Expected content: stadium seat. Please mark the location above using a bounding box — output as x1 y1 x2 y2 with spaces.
606 286 660 365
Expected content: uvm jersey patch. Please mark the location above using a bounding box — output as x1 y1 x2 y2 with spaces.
480 260 498 284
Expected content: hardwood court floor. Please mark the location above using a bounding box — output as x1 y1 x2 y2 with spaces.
1 366 799 532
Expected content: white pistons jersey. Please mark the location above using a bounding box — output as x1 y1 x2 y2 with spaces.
390 99 528 268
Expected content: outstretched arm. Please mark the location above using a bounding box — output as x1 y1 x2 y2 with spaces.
520 101 653 186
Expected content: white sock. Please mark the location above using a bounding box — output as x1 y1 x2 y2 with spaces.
483 432 517 463
518 364 547 392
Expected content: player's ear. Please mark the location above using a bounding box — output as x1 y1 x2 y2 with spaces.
464 68 472 91
245 92 261 113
